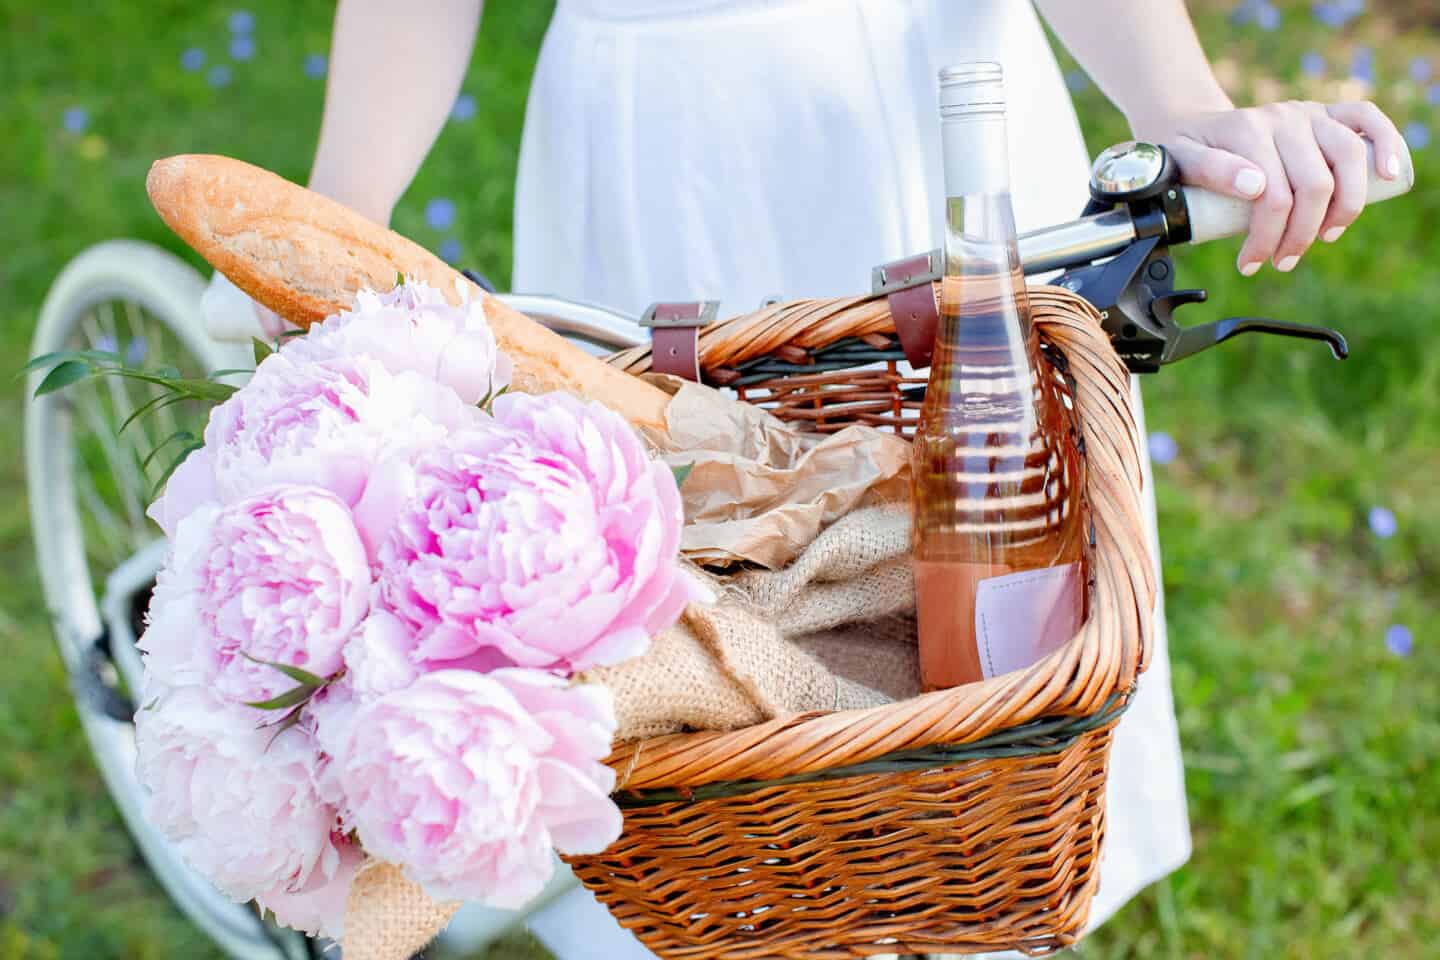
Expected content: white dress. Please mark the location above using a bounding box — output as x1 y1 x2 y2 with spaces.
512 2 1190 955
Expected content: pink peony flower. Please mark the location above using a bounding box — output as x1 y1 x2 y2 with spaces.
135 684 344 904
284 278 512 406
140 486 371 703
359 391 708 675
256 836 364 939
341 611 423 699
147 351 479 537
314 669 620 908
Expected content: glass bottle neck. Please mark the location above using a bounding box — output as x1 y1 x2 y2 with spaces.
941 114 1011 200
940 114 1021 270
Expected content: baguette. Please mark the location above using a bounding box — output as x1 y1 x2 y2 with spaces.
145 154 671 438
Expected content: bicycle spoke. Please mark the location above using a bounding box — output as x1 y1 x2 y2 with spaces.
71 440 131 568
95 302 159 488
133 305 185 442
73 312 150 545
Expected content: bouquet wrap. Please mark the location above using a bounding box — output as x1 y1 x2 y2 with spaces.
342 863 460 960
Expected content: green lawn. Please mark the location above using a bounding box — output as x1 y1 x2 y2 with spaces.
2 1 1436 958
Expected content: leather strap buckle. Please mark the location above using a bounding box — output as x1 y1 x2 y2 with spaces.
640 300 719 382
872 248 943 368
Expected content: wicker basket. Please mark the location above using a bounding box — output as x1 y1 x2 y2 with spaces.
562 285 1155 958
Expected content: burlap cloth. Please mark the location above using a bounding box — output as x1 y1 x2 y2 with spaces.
342 863 460 960
345 376 923 956
579 501 920 741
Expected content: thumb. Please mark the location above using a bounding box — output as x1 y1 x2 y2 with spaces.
1166 137 1267 200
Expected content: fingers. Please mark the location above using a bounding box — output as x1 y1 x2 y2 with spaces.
1165 135 1267 200
1270 123 1333 270
1326 100 1408 180
1311 115 1368 242
1230 129 1292 276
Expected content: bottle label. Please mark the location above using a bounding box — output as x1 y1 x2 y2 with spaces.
973 562 1082 679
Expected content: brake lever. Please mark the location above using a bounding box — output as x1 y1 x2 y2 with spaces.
1054 235 1350 372
1165 313 1349 364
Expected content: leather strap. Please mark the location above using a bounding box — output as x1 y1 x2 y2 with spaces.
641 301 719 383
872 250 943 368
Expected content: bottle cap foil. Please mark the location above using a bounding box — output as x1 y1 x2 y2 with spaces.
939 62 1006 120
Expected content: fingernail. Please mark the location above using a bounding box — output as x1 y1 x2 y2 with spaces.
1323 226 1346 243
1386 153 1401 178
1276 255 1299 273
1234 168 1266 197
1240 261 1262 277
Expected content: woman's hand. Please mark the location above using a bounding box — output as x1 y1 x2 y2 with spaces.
1135 101 1407 275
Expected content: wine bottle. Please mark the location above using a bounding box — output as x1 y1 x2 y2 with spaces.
912 63 1089 691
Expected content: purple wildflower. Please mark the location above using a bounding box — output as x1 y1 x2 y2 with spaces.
438 238 462 264
1148 431 1178 466
304 53 327 79
425 198 456 231
1384 624 1413 657
228 10 255 34
1351 48 1375 83
1368 506 1398 539
62 106 89 134
207 64 232 88
230 34 255 62
125 335 149 366
451 93 477 122
181 48 206 72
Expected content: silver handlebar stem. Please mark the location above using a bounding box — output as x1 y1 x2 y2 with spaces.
1017 208 1137 276
495 293 649 353
500 206 1152 335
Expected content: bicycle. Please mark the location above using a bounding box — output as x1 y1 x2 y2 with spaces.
22 140 1409 958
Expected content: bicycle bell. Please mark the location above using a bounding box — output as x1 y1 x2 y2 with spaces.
1089 141 1176 205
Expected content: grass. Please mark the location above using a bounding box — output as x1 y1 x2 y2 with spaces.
1 1 1436 958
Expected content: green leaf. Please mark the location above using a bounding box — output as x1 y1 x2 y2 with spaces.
239 652 328 689
478 381 510 415
395 270 406 288
264 708 306 750
34 360 92 396
243 684 314 711
252 338 273 367
119 391 182 434
671 463 694 489
19 349 119 375
140 430 195 472
94 368 237 402
206 368 255 379
277 329 307 341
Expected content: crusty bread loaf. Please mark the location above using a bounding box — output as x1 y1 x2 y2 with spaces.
145 154 670 438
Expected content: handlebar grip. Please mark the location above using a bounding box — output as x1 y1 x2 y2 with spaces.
1184 141 1415 245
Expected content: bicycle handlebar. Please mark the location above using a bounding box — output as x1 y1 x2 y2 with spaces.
1018 140 1414 275
1185 141 1414 244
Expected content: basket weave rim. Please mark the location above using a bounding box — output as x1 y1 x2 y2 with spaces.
604 289 1156 794
614 692 1129 808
